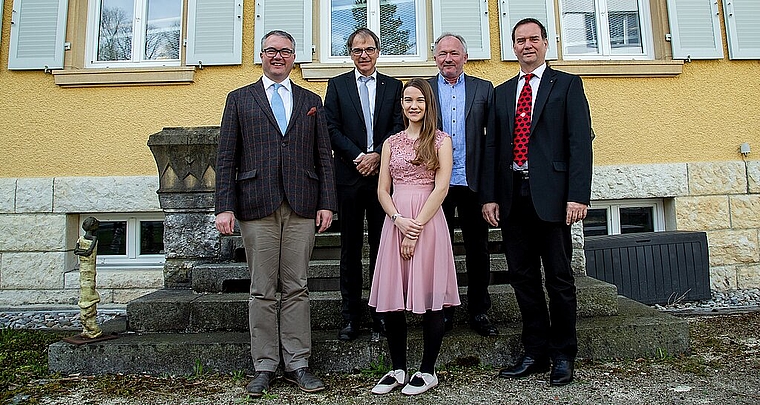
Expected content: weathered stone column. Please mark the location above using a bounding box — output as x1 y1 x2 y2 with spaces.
148 127 220 289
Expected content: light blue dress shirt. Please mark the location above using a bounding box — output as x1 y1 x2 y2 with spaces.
438 73 467 186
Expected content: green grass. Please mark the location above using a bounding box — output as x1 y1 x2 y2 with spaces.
0 327 67 403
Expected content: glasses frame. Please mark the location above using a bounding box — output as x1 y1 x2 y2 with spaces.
350 47 378 56
262 47 295 58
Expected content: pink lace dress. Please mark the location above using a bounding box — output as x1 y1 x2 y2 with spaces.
368 130 460 314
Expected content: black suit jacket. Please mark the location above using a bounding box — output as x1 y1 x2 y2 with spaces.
483 66 592 223
325 70 403 186
215 78 337 220
429 74 494 194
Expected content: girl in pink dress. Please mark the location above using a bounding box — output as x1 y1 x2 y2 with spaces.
368 78 460 396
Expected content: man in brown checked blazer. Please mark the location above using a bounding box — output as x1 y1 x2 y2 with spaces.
215 30 337 397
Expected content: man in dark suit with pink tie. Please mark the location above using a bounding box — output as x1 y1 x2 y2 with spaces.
215 30 337 397
482 18 593 386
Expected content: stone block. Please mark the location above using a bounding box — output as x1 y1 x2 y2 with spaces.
674 196 730 231
15 178 53 213
592 163 688 200
730 195 760 229
53 176 160 213
112 288 158 304
748 161 760 193
709 265 738 290
1 252 68 289
706 230 759 267
0 289 78 306
688 161 747 196
0 214 68 251
737 264 760 289
0 178 16 213
163 259 196 288
163 212 219 259
64 267 164 290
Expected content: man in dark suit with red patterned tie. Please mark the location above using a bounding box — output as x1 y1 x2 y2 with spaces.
482 18 593 386
215 30 337 397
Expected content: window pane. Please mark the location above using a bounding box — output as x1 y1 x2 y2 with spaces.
562 0 598 55
583 208 609 237
97 221 127 255
379 0 416 56
144 0 181 60
620 206 654 234
140 221 165 255
98 0 134 61
330 0 367 57
608 0 643 54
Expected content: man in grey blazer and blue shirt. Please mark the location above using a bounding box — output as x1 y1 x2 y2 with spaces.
215 30 337 397
428 33 498 337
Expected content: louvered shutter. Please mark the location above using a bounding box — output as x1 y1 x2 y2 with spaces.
722 0 760 59
498 0 558 61
186 0 243 66
8 0 68 70
254 0 313 64
432 0 491 60
667 0 724 59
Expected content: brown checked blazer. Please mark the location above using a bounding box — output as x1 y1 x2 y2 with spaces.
215 78 337 221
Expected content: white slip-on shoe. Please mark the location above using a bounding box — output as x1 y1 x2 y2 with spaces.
371 369 408 394
401 371 438 395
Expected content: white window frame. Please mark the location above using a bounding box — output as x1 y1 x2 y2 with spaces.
558 0 655 60
318 0 427 63
85 0 184 68
722 0 760 60
80 213 166 268
586 199 666 235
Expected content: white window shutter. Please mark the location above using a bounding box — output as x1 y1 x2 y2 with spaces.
497 0 558 61
254 0 313 64
186 0 243 66
722 0 760 59
8 0 68 70
432 0 491 60
666 0 724 60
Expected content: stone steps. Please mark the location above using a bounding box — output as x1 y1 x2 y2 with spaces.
48 296 688 376
127 276 618 333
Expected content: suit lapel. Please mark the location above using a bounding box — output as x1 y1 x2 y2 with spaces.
504 74 519 135
374 73 388 127
288 83 307 135
430 75 443 128
345 73 364 123
531 67 556 134
464 75 476 120
250 80 281 134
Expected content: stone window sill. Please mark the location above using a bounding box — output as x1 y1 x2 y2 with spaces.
549 60 684 77
53 66 196 87
300 62 439 81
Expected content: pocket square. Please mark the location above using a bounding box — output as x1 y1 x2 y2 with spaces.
307 107 317 116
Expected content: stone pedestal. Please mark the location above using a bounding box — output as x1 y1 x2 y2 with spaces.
148 127 220 289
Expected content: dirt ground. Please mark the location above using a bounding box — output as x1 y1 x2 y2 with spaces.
15 310 760 405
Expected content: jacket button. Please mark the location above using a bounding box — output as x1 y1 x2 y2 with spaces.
282 142 287 147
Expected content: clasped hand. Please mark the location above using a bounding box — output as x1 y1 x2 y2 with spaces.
394 216 423 260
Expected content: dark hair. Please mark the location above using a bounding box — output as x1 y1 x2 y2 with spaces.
346 28 380 52
433 33 468 54
511 18 548 43
402 78 440 171
262 30 296 51
82 216 100 232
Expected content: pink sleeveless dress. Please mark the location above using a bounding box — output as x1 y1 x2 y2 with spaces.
368 130 461 314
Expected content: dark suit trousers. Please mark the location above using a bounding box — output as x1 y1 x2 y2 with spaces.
442 185 492 317
503 173 578 360
338 176 385 324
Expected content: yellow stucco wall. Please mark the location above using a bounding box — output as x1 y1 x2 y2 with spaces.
0 1 757 179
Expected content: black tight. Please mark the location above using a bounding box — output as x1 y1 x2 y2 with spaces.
383 309 446 374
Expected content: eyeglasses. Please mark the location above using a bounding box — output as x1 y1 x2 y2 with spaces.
350 47 377 56
262 47 294 58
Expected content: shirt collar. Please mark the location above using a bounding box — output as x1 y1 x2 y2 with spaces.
438 72 465 87
354 69 377 82
262 75 292 92
519 63 547 81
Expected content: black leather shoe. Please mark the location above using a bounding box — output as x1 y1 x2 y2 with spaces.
498 356 550 378
338 321 358 341
283 367 326 393
245 371 275 397
550 358 574 386
470 314 498 337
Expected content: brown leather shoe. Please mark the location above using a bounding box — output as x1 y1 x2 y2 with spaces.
245 371 275 397
283 367 326 393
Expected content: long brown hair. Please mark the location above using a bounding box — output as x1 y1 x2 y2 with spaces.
403 78 440 171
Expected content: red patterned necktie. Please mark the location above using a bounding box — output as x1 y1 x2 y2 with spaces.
513 73 533 167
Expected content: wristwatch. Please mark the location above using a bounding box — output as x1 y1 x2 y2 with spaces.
391 213 402 222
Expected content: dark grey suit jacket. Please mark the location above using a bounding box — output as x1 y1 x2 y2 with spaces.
325 70 403 186
428 74 494 195
215 78 337 220
483 66 593 223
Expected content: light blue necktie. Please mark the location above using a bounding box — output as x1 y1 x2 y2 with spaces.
358 76 374 151
271 83 287 135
